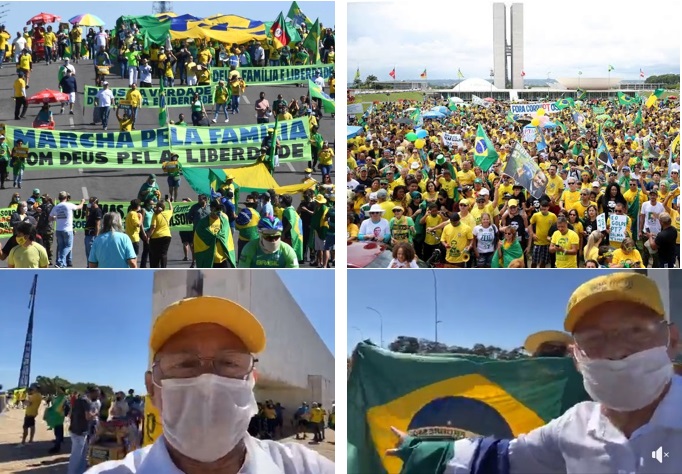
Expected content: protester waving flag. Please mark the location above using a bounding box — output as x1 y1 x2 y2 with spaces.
287 1 314 29
608 64 615 72
474 124 499 171
596 124 614 168
617 91 638 107
308 79 335 113
633 105 643 126
645 88 665 108
270 12 291 48
457 68 464 79
535 127 548 151
554 97 575 110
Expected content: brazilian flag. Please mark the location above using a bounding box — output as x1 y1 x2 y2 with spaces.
347 342 589 474
193 213 236 268
617 91 637 107
282 205 303 261
554 97 575 110
473 124 498 172
576 88 587 100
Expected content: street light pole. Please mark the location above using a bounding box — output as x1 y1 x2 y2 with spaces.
432 270 439 343
366 306 384 348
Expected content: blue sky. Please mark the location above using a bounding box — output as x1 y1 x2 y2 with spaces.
347 269 626 355
0 270 333 393
348 0 680 82
1 2 334 35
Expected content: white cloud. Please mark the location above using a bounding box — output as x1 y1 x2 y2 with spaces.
348 0 681 82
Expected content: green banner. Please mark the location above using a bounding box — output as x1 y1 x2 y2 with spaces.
592 106 606 114
211 64 334 85
3 117 311 170
84 85 215 108
0 201 196 239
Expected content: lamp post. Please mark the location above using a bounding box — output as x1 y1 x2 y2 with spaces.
366 306 384 348
432 270 442 343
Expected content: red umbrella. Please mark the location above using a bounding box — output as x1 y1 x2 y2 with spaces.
484 97 495 102
27 13 62 25
27 89 69 105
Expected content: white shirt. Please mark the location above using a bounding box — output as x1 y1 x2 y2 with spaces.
359 218 390 241
641 201 665 235
347 178 359 190
85 434 334 474
13 36 27 51
473 224 498 253
49 201 78 232
95 32 108 49
138 65 152 84
446 375 682 474
96 89 115 107
314 76 325 89
387 258 418 268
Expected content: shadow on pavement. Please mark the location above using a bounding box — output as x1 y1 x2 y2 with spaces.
0 439 68 465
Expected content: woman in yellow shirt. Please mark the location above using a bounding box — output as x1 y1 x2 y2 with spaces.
421 180 438 203
125 199 143 258
148 199 174 268
347 213 359 242
318 141 334 176
610 237 643 268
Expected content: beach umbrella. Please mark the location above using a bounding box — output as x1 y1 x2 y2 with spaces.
416 129 428 139
27 89 69 105
449 96 464 103
483 97 495 103
347 126 363 139
27 13 61 25
69 13 105 27
422 111 445 119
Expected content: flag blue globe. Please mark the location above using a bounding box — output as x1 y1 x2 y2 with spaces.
475 137 487 154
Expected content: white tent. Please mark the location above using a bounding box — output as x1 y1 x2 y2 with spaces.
449 96 464 103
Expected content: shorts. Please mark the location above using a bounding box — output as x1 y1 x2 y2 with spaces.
532 244 550 264
324 234 335 251
314 234 325 252
179 231 193 244
68 92 76 104
476 252 494 267
167 176 181 188
23 415 36 429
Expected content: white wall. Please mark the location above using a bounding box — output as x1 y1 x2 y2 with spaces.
492 3 507 89
150 270 335 421
510 3 524 90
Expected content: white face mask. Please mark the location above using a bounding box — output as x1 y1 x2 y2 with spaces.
573 345 673 412
260 237 280 254
160 373 257 462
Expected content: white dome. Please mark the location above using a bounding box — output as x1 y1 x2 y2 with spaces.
452 78 499 92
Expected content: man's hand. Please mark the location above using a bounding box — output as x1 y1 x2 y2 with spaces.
385 426 408 457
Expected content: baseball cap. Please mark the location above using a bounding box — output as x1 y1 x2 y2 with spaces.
508 199 519 207
591 181 600 187
479 188 490 196
474 178 483 184
392 205 404 212
150 297 266 354
32 188 40 195
354 184 366 193
524 330 573 354
564 273 664 333
102 81 109 85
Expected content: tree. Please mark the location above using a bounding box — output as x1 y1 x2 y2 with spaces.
644 74 680 88
387 336 529 360
29 375 114 397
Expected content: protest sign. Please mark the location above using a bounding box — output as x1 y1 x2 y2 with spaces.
609 214 628 242
503 143 548 199
2 118 311 170
0 201 196 239
84 85 214 108
592 106 606 115
211 64 334 85
509 102 561 116
596 213 607 232
442 132 463 149
522 126 537 143
347 103 363 115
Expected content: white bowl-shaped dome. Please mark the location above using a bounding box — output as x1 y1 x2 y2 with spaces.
452 78 499 92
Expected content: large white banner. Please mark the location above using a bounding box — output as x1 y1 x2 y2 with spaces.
509 102 561 116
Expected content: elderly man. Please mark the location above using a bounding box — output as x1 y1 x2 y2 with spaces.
87 296 334 473
388 272 680 473
524 330 573 357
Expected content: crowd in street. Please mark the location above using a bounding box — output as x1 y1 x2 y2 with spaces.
346 96 680 268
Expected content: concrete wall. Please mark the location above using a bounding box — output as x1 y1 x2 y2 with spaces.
510 3 524 90
492 3 507 89
151 270 335 423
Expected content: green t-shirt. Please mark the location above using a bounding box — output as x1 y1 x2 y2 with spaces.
390 216 415 243
126 50 140 67
0 142 10 163
237 240 299 268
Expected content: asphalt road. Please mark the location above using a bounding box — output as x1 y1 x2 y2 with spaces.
0 59 335 268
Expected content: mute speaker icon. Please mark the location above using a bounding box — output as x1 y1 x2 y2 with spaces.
652 447 663 463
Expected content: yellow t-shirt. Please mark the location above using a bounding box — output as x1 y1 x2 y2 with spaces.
570 200 596 221
209 215 227 264
469 203 498 226
530 211 557 246
8 243 49 268
378 200 395 221
13 77 26 97
561 189 581 210
460 212 476 231
18 54 31 71
310 407 324 423
456 169 476 186
151 210 173 239
438 177 457 200
347 223 359 240
126 90 143 108
611 248 643 268
25 392 43 417
584 245 599 262
424 214 444 245
119 115 133 131
440 222 473 264
551 229 579 268
125 211 141 243
43 31 56 47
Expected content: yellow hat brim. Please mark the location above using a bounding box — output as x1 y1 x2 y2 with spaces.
524 330 573 354
150 297 266 355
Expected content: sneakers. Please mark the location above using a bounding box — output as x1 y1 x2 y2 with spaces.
69 111 74 115
224 119 229 123
211 118 217 123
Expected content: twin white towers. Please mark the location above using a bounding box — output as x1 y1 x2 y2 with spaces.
493 2 524 90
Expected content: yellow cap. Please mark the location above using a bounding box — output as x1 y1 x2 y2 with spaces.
508 199 519 207
150 297 266 355
524 330 573 354
459 198 470 206
564 273 664 333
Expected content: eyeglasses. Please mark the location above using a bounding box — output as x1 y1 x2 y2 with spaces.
262 234 281 242
152 350 256 383
573 321 669 358
393 209 403 213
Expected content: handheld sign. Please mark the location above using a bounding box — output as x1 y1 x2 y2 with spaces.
609 214 628 242
596 213 607 232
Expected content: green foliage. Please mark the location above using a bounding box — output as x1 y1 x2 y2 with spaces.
387 336 528 360
26 375 115 397
644 74 680 87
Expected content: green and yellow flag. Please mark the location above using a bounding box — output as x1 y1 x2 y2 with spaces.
287 0 314 29
473 124 499 171
617 91 637 107
308 79 335 113
554 97 575 110
348 343 589 474
301 18 321 64
645 88 665 108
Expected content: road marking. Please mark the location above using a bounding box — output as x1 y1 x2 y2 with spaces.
242 95 250 105
286 162 295 172
69 117 75 128
81 187 89 200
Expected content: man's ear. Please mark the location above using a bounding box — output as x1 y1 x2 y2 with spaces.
144 371 162 413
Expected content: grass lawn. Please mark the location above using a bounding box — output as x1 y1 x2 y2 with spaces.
351 91 427 105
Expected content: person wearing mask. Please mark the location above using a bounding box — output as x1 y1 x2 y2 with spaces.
83 197 102 260
235 194 261 259
280 194 304 263
193 199 236 268
138 174 160 203
139 57 153 88
212 80 230 123
185 194 210 268
7 222 48 268
255 91 271 124
94 81 115 130
237 216 299 268
387 272 680 474
148 199 174 268
49 192 85 268
88 212 138 268
68 386 99 474
190 92 207 126
88 296 334 473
